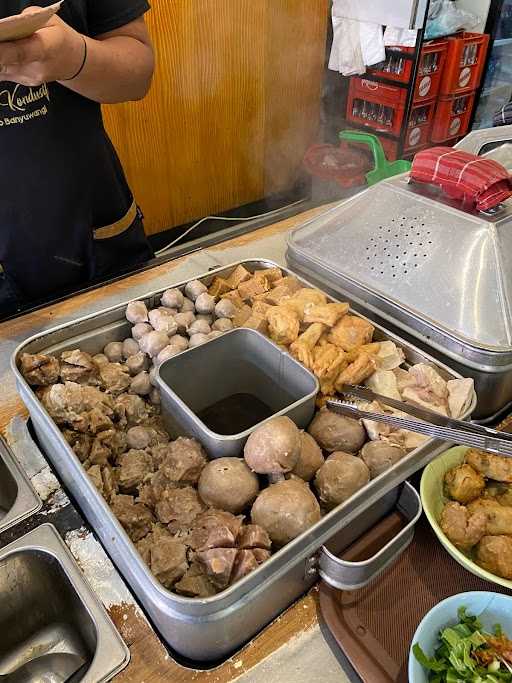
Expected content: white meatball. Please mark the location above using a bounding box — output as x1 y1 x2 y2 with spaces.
122 338 140 359
212 318 233 332
149 388 161 406
139 331 169 358
168 335 189 351
187 319 211 336
161 288 184 309
156 345 181 365
126 301 149 324
175 311 196 333
149 309 178 336
215 299 237 320
104 342 123 363
130 371 152 396
195 292 215 315
196 314 213 325
126 351 148 376
208 331 224 340
93 353 109 366
189 333 209 348
149 366 158 387
132 322 152 341
185 280 207 302
180 298 195 313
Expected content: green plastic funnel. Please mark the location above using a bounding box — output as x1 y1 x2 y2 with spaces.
339 130 411 186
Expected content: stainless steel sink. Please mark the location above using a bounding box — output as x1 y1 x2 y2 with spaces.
0 524 129 682
0 437 41 534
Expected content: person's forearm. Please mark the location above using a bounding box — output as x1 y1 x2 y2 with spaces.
60 34 154 104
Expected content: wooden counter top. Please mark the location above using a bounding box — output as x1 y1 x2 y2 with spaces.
0 206 351 683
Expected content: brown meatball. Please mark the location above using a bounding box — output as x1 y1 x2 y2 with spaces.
251 479 321 546
308 410 366 453
476 535 512 579
292 432 325 481
360 441 406 479
314 454 370 509
445 464 486 504
198 458 259 514
244 416 301 475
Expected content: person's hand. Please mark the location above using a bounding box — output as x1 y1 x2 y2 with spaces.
0 8 85 86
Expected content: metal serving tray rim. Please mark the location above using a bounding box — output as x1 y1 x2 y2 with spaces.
12 259 476 612
320 483 422 569
0 523 130 683
156 327 319 441
287 186 512 357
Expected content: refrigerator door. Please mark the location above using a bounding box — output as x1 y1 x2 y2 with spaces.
473 0 512 129
331 0 428 30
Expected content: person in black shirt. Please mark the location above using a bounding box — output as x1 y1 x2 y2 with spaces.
0 1 155 314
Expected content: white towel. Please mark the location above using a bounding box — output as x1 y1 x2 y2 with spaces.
328 16 365 75
329 0 385 74
383 26 418 47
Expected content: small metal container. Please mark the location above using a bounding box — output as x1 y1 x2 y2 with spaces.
157 328 319 458
0 523 129 682
0 436 40 534
318 482 421 591
12 260 475 662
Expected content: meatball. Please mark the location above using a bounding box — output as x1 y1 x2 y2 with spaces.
308 410 367 453
314 454 370 509
198 458 259 514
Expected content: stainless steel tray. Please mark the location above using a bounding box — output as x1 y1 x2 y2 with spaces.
0 523 129 682
0 436 41 534
12 259 476 662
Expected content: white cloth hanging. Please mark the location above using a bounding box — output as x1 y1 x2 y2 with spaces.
329 0 385 75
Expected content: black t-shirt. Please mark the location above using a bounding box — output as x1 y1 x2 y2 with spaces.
0 0 150 299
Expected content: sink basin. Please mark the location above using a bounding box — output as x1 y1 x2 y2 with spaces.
0 524 129 682
0 438 40 534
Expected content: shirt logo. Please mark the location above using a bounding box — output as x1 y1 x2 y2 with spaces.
0 82 50 127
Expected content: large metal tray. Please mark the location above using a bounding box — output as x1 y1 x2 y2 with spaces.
12 260 476 662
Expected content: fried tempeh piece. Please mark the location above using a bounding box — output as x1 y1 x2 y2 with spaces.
289 323 326 370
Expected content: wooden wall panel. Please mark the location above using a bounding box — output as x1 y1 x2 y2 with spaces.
103 1 328 236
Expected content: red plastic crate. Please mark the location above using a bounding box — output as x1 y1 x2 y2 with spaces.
367 40 448 102
404 99 436 152
413 40 448 101
440 32 490 95
431 91 476 143
347 78 408 136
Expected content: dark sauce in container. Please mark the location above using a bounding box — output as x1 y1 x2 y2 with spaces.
197 393 275 435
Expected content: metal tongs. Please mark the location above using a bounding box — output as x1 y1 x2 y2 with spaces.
326 385 512 458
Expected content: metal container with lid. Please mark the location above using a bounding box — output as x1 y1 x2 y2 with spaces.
287 167 512 420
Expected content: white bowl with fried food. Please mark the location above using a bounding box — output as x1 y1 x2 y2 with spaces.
421 446 512 591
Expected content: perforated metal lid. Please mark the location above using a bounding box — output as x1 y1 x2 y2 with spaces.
288 175 512 356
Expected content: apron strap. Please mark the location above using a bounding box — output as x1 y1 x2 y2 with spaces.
93 200 138 240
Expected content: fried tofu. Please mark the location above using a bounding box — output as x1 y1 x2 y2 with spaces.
266 306 300 345
238 276 270 301
208 276 232 299
328 315 375 351
226 264 252 289
303 303 349 328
